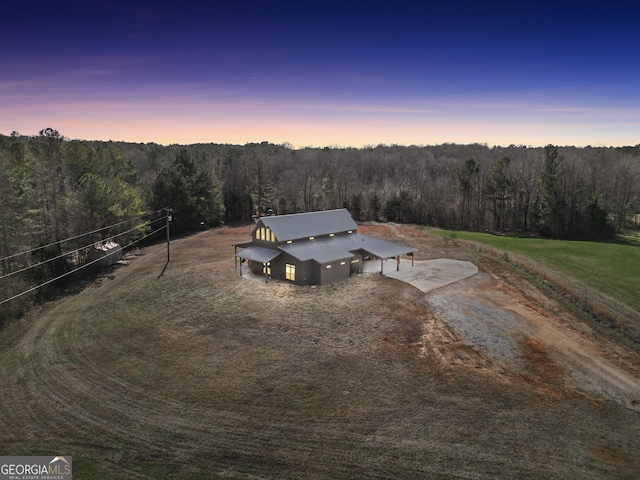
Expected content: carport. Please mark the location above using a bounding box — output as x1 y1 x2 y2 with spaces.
350 234 416 274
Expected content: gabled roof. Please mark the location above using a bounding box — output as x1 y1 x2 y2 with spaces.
259 209 358 242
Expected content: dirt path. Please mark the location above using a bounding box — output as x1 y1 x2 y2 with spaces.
366 224 640 410
421 256 640 410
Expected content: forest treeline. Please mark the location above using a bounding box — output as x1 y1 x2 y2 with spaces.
1 129 639 320
133 137 639 238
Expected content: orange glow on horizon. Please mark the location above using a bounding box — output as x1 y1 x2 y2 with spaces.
2 97 639 148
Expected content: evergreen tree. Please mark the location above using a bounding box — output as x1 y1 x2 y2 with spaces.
455 158 478 229
384 190 415 223
537 145 566 237
147 150 223 233
369 193 381 221
485 157 511 231
350 193 363 221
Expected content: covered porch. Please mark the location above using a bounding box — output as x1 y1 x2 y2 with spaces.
233 243 281 283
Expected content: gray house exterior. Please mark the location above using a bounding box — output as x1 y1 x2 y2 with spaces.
234 209 416 285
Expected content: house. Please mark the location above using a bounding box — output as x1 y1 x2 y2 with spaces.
234 209 416 285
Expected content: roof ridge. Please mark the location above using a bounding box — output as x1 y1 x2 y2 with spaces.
267 208 347 218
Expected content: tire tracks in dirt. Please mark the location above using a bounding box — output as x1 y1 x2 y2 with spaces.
421 256 640 411
420 311 500 380
3 299 437 477
491 271 640 408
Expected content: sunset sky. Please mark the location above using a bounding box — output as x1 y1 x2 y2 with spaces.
2 1 639 148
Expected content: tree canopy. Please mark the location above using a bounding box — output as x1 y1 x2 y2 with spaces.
146 149 223 234
2 130 639 325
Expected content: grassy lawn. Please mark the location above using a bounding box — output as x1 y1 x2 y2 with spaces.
1 229 639 478
431 230 640 316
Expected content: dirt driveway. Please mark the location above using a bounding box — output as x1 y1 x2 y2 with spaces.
373 253 640 411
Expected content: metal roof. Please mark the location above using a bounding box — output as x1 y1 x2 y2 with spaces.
349 234 416 259
259 209 358 242
235 245 281 263
279 237 355 263
279 233 415 264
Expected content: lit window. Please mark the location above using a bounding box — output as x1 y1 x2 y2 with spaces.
309 236 315 240
340 261 346 265
326 264 332 269
347 230 353 234
351 259 359 264
262 262 271 275
329 233 334 237
287 240 292 244
286 263 296 281
259 227 274 242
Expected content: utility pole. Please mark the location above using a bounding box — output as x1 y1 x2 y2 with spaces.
165 208 173 263
157 208 173 279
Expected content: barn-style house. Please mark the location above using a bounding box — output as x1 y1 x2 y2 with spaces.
234 209 416 285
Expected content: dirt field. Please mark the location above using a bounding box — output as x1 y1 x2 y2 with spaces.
1 225 639 479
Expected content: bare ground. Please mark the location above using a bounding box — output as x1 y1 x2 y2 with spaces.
1 225 639 479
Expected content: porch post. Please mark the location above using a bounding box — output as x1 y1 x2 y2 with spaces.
380 258 384 275
397 256 400 271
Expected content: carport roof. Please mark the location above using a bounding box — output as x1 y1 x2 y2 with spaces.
350 234 416 259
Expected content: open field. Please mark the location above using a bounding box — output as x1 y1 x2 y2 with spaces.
1 226 639 478
430 229 640 340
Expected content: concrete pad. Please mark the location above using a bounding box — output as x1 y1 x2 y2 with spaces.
363 258 478 293
236 265 279 284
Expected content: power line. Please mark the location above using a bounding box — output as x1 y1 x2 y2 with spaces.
0 210 163 263
0 216 167 280
0 224 167 306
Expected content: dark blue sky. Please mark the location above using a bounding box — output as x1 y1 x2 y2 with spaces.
2 1 639 146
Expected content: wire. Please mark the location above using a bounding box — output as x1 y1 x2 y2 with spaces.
0 224 167 306
0 216 166 280
0 210 163 262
